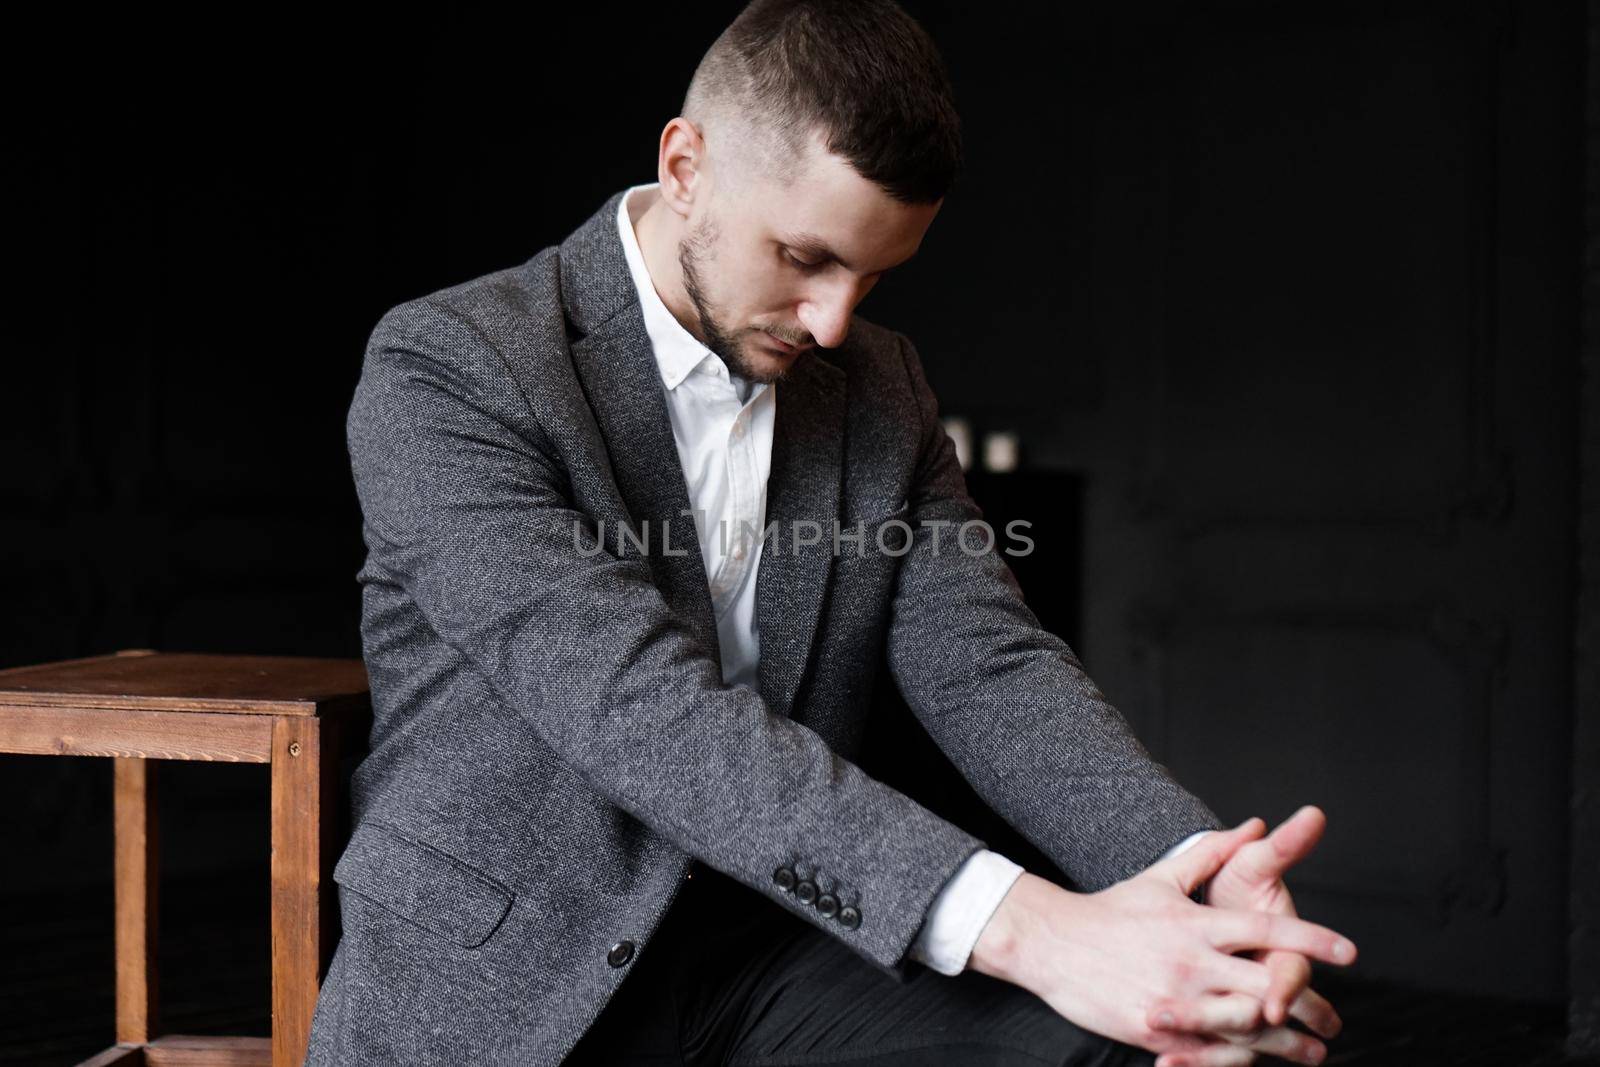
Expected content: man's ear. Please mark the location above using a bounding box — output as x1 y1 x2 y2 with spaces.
657 116 705 219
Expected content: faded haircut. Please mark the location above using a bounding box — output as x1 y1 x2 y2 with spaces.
682 0 962 204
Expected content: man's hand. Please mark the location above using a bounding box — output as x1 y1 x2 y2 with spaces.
1146 806 1345 1067
967 820 1358 1064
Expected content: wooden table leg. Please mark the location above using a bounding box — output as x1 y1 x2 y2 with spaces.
319 717 347 972
270 716 331 1067
113 757 158 1047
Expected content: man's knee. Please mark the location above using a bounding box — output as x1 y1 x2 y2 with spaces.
936 972 1157 1067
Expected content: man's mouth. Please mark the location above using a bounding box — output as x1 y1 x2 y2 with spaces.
763 333 808 355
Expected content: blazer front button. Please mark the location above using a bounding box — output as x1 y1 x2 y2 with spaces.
837 906 861 930
795 880 818 905
815 893 839 918
773 866 797 892
607 940 635 967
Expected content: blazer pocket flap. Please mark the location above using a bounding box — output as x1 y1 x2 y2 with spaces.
333 820 514 949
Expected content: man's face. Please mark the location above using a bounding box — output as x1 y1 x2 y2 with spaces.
678 134 942 384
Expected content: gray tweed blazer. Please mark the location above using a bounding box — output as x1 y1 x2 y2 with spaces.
305 188 1223 1066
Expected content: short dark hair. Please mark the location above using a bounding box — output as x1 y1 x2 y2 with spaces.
683 0 962 204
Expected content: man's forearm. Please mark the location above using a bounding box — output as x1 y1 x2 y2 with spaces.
885 332 1227 893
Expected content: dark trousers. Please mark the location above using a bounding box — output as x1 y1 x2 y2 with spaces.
563 862 1155 1067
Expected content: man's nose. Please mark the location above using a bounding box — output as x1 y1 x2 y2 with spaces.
797 277 873 349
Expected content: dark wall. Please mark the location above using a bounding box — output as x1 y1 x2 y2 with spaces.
3 0 1586 1022
1570 3 1600 1052
1007 1 1584 1008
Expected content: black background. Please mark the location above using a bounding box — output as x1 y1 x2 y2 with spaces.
4 2 1595 1061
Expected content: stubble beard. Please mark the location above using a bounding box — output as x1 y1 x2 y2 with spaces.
678 216 790 386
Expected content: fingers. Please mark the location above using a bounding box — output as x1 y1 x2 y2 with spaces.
1166 818 1267 895
1227 806 1327 887
1206 953 1280 1000
1201 909 1357 966
1171 968 1342 1040
1149 1004 1328 1067
1147 993 1263 1034
1237 1022 1328 1065
1259 948 1312 1026
1154 1043 1258 1067
1288 984 1343 1040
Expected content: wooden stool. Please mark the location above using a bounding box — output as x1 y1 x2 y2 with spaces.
0 649 371 1067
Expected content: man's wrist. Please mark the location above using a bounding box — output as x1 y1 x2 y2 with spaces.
910 849 1025 975
968 870 1071 990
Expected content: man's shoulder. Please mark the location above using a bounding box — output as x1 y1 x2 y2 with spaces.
370 245 566 351
840 314 903 358
829 314 928 395
355 244 588 443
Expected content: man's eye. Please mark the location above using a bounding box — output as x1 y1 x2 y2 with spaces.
783 249 823 270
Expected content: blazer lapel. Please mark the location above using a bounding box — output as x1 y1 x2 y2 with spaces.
756 351 846 721
559 193 721 664
553 187 849 718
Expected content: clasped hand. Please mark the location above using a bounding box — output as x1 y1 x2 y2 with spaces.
969 806 1353 1067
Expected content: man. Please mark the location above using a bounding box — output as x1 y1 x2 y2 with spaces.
309 1 1358 1064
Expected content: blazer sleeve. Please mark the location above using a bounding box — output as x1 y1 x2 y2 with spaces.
885 332 1226 893
344 297 984 980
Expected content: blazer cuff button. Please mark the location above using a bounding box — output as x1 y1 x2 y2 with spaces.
773 866 797 892
837 906 861 929
815 893 839 918
795 880 818 904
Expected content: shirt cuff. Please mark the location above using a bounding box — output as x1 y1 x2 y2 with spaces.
908 849 1025 976
1164 829 1213 860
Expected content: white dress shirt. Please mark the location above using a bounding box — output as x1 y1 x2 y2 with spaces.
617 183 774 693
616 182 1213 975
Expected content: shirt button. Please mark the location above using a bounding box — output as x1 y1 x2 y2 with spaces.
607 940 636 967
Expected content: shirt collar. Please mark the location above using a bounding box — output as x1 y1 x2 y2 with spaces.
616 183 727 393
